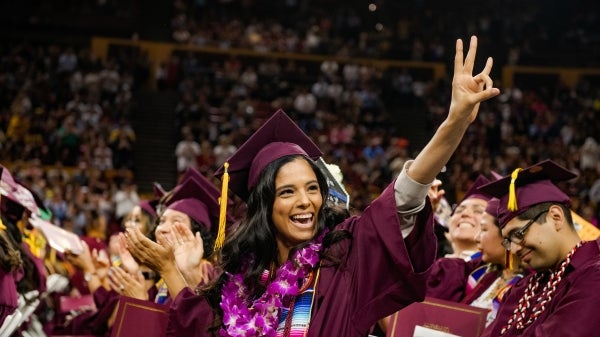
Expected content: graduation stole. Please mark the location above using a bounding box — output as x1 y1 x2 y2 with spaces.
220 231 326 337
493 273 523 309
462 265 499 304
500 241 584 335
154 279 169 304
276 268 320 337
465 264 489 296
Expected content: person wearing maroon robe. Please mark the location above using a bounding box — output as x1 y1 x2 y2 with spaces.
0 266 23 327
426 256 485 302
483 238 600 337
161 36 500 337
479 160 600 336
52 287 121 336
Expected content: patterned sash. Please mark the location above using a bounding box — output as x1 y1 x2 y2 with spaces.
275 268 320 337
154 279 169 304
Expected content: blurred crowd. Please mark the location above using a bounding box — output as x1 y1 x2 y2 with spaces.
169 0 600 67
0 2 599 336
1 33 600 243
0 41 151 235
169 50 600 226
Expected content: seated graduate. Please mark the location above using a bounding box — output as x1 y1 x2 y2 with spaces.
0 212 22 328
480 160 600 337
124 167 226 303
157 35 499 337
431 197 527 327
466 197 527 323
445 174 494 261
426 174 497 302
0 166 52 335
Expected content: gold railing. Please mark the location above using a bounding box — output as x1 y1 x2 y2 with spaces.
91 36 447 88
92 36 600 90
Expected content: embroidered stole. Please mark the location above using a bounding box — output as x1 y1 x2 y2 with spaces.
275 268 320 337
464 264 490 300
154 279 169 304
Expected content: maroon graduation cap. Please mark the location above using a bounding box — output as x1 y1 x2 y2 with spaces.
214 109 322 202
139 182 167 218
478 160 577 227
450 174 494 216
1 165 45 217
462 174 493 202
212 109 322 250
162 172 224 231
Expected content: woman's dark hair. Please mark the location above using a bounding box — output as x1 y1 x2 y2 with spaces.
190 218 215 258
0 226 22 272
202 155 351 312
1 216 39 293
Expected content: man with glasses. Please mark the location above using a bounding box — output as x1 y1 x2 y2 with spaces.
478 159 600 337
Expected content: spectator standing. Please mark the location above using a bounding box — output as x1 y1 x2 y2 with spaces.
112 180 140 224
175 127 201 173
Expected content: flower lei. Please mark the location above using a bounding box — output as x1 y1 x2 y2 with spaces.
219 230 327 337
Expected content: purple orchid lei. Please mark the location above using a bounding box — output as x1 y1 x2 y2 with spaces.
219 230 327 337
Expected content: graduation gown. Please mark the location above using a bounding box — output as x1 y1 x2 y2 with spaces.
52 287 120 336
167 177 437 336
483 239 600 337
0 267 22 326
426 257 484 302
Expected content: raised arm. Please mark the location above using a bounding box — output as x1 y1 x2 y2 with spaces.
407 36 500 184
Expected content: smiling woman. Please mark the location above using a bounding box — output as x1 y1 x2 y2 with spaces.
271 158 323 262
162 36 501 337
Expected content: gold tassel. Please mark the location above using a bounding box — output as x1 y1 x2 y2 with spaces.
0 195 5 231
49 247 56 264
214 162 230 251
505 250 521 271
507 168 522 212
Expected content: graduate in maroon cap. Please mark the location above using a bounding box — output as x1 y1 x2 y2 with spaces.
427 196 527 329
123 167 228 303
0 200 23 329
479 160 600 337
449 174 496 260
163 35 500 337
426 174 497 300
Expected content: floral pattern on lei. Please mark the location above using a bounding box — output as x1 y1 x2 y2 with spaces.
219 230 327 337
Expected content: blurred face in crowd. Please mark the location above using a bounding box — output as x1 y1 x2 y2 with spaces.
155 208 191 245
123 205 149 235
272 158 323 260
476 212 505 265
449 198 487 246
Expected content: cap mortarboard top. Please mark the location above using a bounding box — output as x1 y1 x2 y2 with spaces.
478 160 577 227
450 174 493 216
139 182 167 218
462 174 493 202
215 109 322 201
163 170 223 231
484 198 500 219
1 164 46 217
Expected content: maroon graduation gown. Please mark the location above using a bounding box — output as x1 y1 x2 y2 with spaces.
0 267 22 326
426 257 484 302
52 287 120 336
167 179 437 336
483 239 600 337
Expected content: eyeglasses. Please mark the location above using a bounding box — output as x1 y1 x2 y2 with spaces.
501 210 548 250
